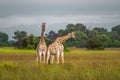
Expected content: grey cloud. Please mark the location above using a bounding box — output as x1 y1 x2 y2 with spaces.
0 0 120 32
0 0 120 17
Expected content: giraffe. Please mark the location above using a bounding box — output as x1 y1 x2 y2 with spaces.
46 32 75 64
36 23 47 63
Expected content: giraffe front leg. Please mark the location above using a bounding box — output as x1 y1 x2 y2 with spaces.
46 50 50 64
57 52 60 64
61 51 64 64
43 51 46 63
39 52 42 63
50 55 54 64
43 54 45 63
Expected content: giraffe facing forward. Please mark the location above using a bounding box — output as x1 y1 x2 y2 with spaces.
46 32 76 64
36 23 47 63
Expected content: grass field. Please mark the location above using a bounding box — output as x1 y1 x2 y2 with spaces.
0 48 120 80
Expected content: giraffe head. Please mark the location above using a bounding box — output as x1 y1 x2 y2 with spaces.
41 23 46 31
68 31 76 39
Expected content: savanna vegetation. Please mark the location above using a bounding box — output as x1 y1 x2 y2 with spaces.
0 23 120 80
0 48 120 80
0 23 120 49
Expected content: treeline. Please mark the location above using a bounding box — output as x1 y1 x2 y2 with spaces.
59 24 120 49
0 23 120 49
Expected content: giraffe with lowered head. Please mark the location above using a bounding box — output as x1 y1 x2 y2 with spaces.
36 23 47 63
46 32 76 64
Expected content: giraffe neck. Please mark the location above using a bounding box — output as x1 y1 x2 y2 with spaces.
39 26 46 45
56 34 71 43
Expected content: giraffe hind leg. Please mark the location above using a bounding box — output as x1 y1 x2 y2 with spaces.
39 52 42 63
56 52 60 64
36 51 39 63
61 51 64 64
42 51 46 63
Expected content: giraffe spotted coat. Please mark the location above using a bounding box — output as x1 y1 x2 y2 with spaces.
46 32 75 64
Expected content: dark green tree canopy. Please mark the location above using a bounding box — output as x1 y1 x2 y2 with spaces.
13 30 27 40
112 25 120 35
57 23 120 49
109 31 120 40
66 24 76 32
23 34 35 49
75 23 86 32
0 32 8 42
89 30 99 38
86 38 104 50
46 30 58 41
58 29 66 36
93 27 107 34
1 23 120 49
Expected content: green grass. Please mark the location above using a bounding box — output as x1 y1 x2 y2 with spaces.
0 47 35 54
0 48 120 80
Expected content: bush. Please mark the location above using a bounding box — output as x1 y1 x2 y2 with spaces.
112 40 120 47
86 38 104 50
0 42 8 47
63 43 69 52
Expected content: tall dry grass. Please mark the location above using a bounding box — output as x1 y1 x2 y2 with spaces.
0 48 120 80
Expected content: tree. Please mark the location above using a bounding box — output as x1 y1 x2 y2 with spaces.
112 25 120 35
93 27 107 34
46 30 58 42
23 34 35 49
0 32 9 47
76 31 87 40
75 23 86 32
13 30 27 40
99 34 109 47
0 42 8 47
86 38 104 50
99 34 109 42
112 40 120 47
109 31 120 40
66 24 76 32
13 30 27 49
0 32 8 42
88 30 99 38
58 29 66 36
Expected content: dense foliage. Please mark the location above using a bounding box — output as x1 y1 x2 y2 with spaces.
0 32 9 47
57 24 120 49
12 30 38 49
0 24 120 49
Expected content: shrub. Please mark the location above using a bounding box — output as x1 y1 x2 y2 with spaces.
86 38 104 50
0 42 8 47
63 43 69 52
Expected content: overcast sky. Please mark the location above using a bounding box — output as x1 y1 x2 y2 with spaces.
0 0 120 29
